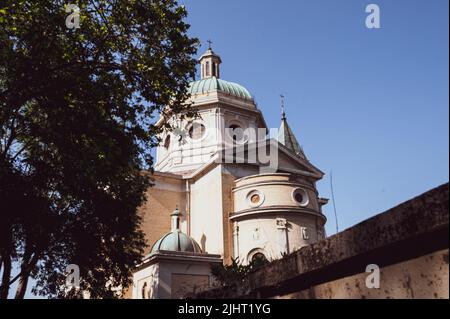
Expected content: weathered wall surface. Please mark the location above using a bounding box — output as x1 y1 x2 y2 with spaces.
278 249 448 299
194 183 449 299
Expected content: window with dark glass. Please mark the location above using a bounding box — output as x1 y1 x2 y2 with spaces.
252 253 268 263
294 192 303 203
205 61 210 77
164 135 171 149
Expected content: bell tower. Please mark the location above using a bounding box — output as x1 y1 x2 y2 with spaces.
199 41 222 79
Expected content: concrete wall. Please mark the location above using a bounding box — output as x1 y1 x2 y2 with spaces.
193 183 449 299
279 249 448 299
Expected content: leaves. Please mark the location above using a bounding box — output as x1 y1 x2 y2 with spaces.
211 257 269 288
0 0 198 298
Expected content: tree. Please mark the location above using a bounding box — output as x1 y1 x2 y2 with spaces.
0 0 198 298
211 257 269 288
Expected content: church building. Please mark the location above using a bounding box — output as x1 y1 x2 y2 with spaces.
132 46 328 299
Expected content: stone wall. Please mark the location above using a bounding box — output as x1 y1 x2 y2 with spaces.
194 183 449 299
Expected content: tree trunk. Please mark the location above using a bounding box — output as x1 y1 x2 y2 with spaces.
0 251 12 299
14 273 30 299
14 248 34 299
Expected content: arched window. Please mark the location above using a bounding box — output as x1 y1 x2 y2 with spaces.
212 62 216 77
252 253 268 263
164 135 171 150
205 61 210 77
141 282 148 299
248 248 269 266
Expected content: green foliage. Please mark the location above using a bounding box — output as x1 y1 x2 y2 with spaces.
0 0 198 298
211 257 269 288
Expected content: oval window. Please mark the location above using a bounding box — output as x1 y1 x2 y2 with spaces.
188 123 206 141
292 188 309 207
247 190 264 208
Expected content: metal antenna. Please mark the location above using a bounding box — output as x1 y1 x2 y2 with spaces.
330 171 339 234
280 94 286 120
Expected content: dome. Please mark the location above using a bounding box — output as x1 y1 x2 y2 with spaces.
151 231 203 254
188 76 253 100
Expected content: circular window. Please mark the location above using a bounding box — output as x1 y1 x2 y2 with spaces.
292 188 309 207
188 123 206 141
250 194 260 204
247 190 264 208
294 192 303 203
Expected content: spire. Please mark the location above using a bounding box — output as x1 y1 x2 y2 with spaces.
199 41 222 79
170 207 181 232
277 96 306 159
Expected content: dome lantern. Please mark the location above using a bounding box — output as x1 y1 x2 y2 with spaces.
171 207 181 232
199 41 222 79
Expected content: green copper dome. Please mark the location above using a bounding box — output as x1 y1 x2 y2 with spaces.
151 231 202 254
188 76 252 100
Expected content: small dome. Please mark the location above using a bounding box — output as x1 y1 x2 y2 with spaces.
151 231 202 254
188 77 252 100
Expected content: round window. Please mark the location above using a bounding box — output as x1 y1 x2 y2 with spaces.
250 194 260 204
247 190 264 208
292 188 309 207
188 123 206 141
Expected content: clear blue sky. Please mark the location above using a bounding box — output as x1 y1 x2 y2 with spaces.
181 0 449 235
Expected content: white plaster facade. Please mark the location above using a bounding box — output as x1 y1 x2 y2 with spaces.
231 174 326 263
132 251 221 299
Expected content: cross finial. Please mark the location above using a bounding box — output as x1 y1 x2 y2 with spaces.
280 94 286 120
207 40 213 49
